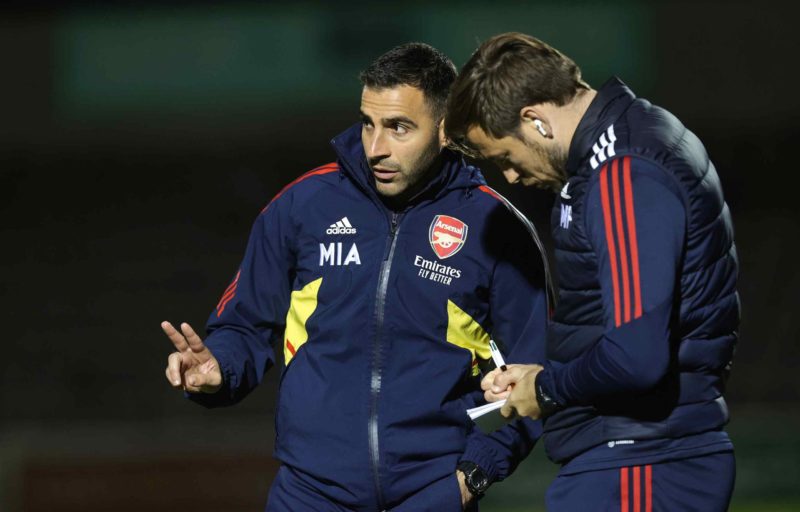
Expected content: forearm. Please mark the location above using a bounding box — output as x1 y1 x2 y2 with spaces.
541 300 672 405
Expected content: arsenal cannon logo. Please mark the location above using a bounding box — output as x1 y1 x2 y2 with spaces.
429 215 468 259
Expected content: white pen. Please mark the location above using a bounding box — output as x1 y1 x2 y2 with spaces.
489 339 507 371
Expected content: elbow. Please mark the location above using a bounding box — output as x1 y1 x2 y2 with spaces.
623 348 670 392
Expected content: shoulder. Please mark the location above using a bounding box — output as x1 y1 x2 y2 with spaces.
261 162 341 213
470 184 544 248
586 155 683 202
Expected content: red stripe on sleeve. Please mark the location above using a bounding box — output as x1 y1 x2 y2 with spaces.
633 466 641 512
620 467 629 512
216 290 236 317
645 465 652 512
216 286 237 311
612 159 632 324
286 339 296 356
216 270 241 317
623 157 643 319
600 164 622 327
261 163 339 212
478 185 503 201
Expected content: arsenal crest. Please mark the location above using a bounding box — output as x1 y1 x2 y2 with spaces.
429 215 468 259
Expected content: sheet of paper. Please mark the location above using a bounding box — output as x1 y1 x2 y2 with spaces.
466 399 507 420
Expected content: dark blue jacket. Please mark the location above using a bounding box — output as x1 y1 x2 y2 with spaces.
191 124 550 510
537 78 739 464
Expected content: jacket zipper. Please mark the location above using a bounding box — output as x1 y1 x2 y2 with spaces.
369 211 400 511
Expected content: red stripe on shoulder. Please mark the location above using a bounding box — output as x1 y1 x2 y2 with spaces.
477 185 503 202
261 163 339 212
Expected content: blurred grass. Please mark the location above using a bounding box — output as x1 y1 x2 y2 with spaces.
475 405 800 511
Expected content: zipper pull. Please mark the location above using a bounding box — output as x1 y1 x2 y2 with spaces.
390 213 399 235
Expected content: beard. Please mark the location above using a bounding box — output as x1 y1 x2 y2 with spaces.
369 138 443 205
522 133 568 192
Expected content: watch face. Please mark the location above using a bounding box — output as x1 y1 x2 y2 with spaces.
468 468 489 492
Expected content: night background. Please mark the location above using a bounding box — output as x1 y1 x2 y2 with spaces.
2 1 798 510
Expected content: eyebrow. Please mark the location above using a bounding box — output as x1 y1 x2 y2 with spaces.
359 111 418 129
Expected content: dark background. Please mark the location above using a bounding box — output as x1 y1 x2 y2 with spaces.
2 1 798 510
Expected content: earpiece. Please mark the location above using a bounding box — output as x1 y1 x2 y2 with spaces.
534 119 547 137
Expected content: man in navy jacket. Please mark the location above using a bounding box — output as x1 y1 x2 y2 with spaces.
446 33 739 511
163 43 550 511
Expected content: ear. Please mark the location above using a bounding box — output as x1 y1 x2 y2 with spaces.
438 119 447 149
520 106 550 138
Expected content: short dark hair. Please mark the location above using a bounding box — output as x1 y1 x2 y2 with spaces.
359 42 457 121
446 32 589 145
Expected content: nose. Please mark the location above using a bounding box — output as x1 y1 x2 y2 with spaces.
503 168 521 184
365 128 390 161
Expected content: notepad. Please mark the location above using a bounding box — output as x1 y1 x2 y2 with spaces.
466 399 507 420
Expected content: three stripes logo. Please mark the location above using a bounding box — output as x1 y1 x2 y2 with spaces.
590 124 617 170
216 269 241 317
326 217 357 235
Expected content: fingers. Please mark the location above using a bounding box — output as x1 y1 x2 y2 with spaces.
161 321 189 352
184 367 223 393
480 368 501 391
166 352 183 387
180 322 206 353
484 388 511 403
491 365 526 393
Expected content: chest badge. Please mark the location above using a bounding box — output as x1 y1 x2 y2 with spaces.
429 215 468 259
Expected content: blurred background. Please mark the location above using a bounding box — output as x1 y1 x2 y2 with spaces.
2 1 798 510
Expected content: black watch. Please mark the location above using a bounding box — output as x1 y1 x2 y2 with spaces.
535 373 562 419
457 460 490 497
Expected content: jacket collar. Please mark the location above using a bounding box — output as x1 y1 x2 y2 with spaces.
330 123 483 208
566 77 636 177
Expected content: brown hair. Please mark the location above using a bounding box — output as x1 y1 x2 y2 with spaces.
446 32 588 146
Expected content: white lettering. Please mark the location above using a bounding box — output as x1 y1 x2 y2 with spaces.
320 243 362 266
343 244 361 265
435 220 463 235
412 254 461 285
560 204 573 229
320 243 335 266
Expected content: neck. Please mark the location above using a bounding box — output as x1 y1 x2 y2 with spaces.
560 88 597 155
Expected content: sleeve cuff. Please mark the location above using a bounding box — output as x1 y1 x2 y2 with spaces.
538 366 567 406
185 347 238 408
460 428 502 483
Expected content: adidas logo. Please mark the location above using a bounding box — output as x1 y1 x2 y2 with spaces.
590 124 617 170
326 217 357 235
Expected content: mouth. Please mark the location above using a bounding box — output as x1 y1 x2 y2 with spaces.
372 166 399 182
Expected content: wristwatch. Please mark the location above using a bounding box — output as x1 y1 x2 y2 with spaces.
457 460 490 497
535 373 563 419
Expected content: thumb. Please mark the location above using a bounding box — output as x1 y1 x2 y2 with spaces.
185 369 222 393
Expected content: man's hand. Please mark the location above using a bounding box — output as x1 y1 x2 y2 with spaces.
162 321 222 394
456 470 473 510
480 367 511 402
485 364 544 419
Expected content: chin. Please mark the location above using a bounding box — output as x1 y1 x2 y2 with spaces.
376 184 401 197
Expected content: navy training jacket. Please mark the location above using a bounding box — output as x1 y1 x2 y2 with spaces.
190 123 551 510
537 78 740 464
